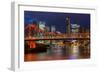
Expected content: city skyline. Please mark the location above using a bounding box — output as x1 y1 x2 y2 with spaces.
24 11 90 33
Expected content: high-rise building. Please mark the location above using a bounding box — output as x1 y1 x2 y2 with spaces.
66 17 71 34
51 25 56 32
38 21 46 31
71 24 80 33
37 21 46 43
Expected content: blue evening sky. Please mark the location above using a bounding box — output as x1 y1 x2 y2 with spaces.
24 11 90 33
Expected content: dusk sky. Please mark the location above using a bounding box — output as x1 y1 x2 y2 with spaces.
24 11 90 33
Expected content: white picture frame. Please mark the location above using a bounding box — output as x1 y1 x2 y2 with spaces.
11 2 97 71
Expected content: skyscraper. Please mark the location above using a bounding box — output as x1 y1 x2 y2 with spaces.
66 17 71 34
38 21 46 31
51 25 56 32
71 24 80 33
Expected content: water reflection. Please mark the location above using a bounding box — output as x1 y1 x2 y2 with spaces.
24 40 90 61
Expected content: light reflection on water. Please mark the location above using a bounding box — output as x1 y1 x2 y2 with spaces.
24 40 90 61
24 47 90 61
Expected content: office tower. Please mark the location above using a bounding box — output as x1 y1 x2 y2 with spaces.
66 17 71 34
38 21 46 43
51 25 56 32
71 24 80 33
50 25 56 38
38 21 46 31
